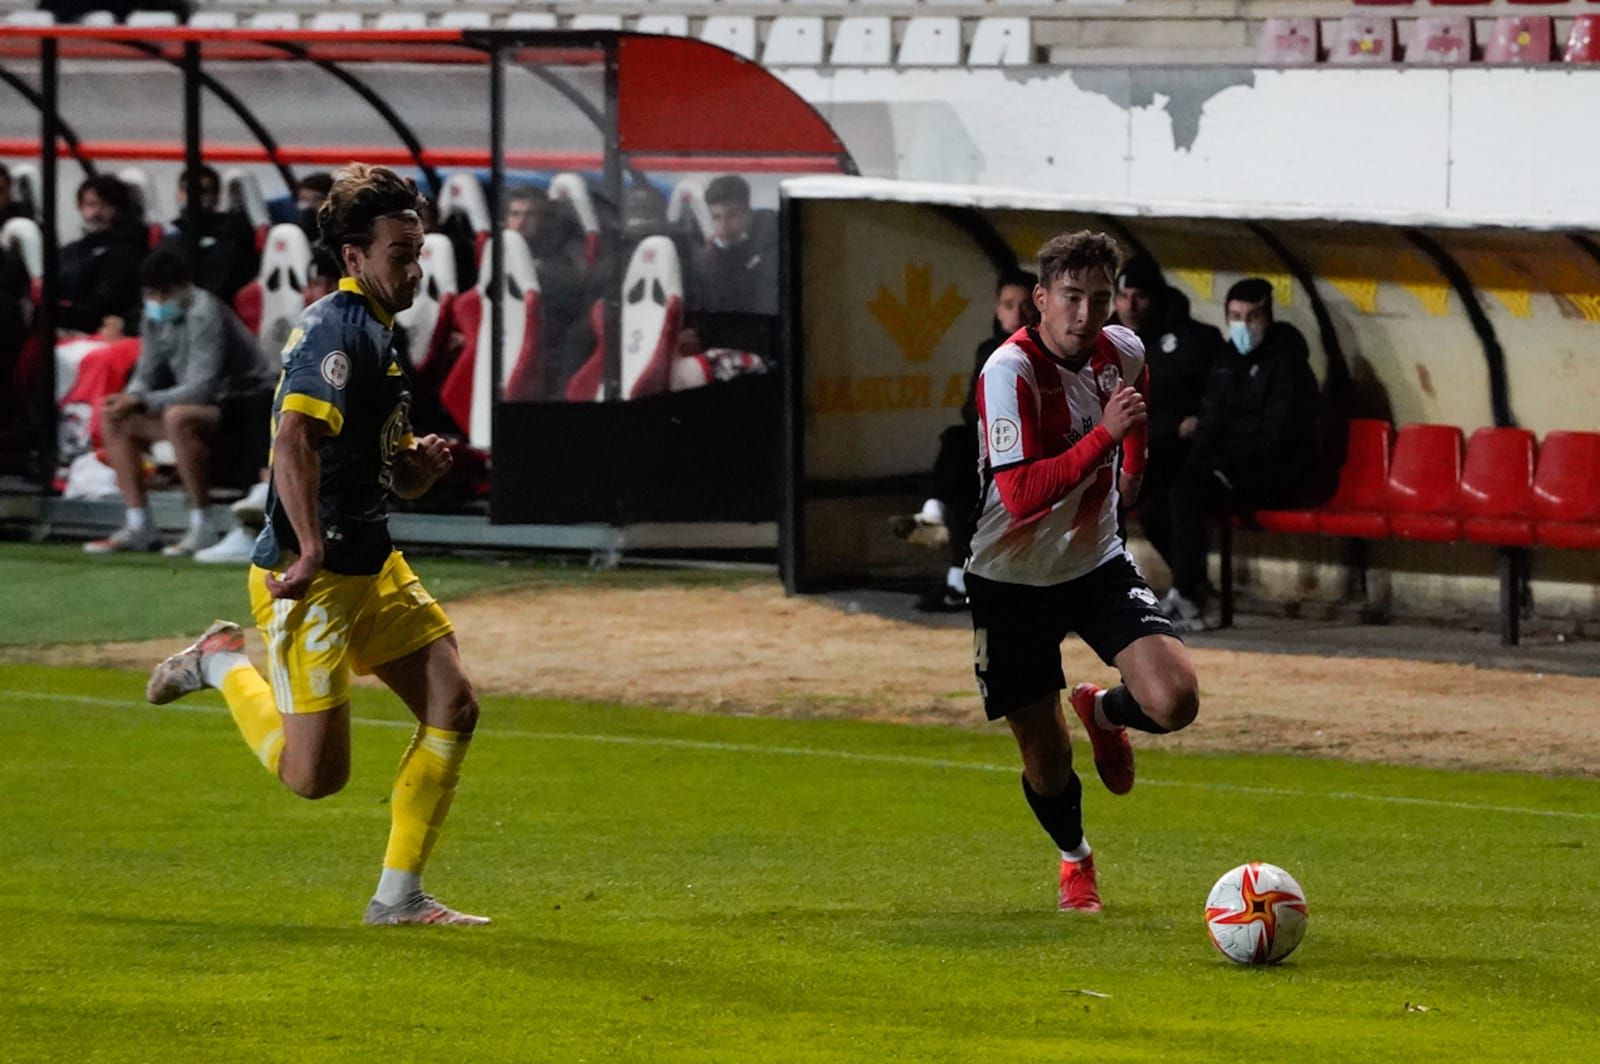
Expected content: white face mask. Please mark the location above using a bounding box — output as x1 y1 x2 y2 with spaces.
1229 320 1263 355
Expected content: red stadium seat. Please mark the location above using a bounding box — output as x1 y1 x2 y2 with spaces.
1255 419 1391 534
1459 427 1536 547
1564 15 1600 61
1532 430 1600 549
1385 424 1464 542
1313 419 1395 538
1255 17 1319 65
1484 16 1554 62
1406 15 1472 64
1330 16 1396 64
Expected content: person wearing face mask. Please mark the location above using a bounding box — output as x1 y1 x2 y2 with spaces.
58 174 148 337
85 248 276 556
1163 277 1319 629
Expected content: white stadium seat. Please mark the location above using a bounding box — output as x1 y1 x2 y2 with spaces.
634 15 688 38
469 230 540 447
438 13 493 31
438 173 492 235
762 17 825 67
221 169 271 230
898 17 961 66
126 11 180 28
506 13 559 31
253 224 313 357
374 13 429 32
968 18 1032 66
569 15 624 31
247 14 303 32
308 13 364 33
3 11 54 25
831 17 892 67
78 10 117 27
699 16 757 61
187 12 239 30
0 217 44 282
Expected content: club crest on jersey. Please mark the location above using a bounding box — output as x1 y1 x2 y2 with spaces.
990 417 1019 453
1128 586 1159 607
1096 364 1120 398
321 351 351 390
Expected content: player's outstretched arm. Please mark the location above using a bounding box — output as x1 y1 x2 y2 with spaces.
390 434 453 500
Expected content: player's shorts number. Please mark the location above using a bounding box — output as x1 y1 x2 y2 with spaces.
303 605 343 653
973 627 990 673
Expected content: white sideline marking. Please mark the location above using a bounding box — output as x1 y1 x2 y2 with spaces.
5 688 1598 823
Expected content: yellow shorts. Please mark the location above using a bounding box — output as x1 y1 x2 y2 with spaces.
247 550 454 715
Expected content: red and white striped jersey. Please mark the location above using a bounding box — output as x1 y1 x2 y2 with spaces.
969 324 1147 587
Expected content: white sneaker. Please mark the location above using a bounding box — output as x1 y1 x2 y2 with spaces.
1165 591 1209 632
162 525 216 558
232 481 270 524
194 525 259 565
84 525 159 554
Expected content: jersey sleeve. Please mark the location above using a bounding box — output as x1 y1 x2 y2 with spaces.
977 348 1038 472
1101 324 1149 478
1101 324 1146 382
277 320 354 437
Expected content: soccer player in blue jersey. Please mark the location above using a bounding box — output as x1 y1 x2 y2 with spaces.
146 164 488 926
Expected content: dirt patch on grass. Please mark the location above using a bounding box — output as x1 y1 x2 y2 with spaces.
12 581 1600 778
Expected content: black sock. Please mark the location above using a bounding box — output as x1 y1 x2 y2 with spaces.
1021 772 1083 853
1101 685 1170 734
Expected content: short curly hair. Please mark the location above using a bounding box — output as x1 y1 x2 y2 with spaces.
316 164 422 261
1036 230 1122 290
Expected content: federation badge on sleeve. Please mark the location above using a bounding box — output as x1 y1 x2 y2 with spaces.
989 417 1019 454
1096 363 1121 397
321 351 351 390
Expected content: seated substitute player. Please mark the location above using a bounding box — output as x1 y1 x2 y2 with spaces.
968 231 1200 912
144 164 489 926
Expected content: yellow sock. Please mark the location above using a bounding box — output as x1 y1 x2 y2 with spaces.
382 726 471 879
220 664 285 774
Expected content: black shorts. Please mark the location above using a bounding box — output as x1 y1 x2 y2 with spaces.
215 388 274 483
967 553 1180 720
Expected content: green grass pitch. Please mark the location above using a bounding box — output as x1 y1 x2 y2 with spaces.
3 663 1597 1061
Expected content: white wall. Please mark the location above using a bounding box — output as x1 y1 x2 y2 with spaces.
780 66 1600 229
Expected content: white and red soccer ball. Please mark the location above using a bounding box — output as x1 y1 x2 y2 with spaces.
1204 862 1309 965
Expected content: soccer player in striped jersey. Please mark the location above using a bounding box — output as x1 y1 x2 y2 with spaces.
967 231 1200 912
145 164 488 926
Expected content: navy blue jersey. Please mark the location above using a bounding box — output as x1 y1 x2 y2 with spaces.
252 278 413 576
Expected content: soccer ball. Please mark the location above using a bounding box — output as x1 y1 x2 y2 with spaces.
1204 862 1309 965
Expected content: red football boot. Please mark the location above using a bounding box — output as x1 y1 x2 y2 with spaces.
1069 683 1135 795
1059 854 1103 913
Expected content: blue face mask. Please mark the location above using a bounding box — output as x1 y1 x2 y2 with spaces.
1229 320 1260 355
144 298 182 324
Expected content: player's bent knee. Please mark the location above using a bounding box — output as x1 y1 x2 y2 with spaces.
1147 676 1199 733
284 768 349 800
437 687 479 734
